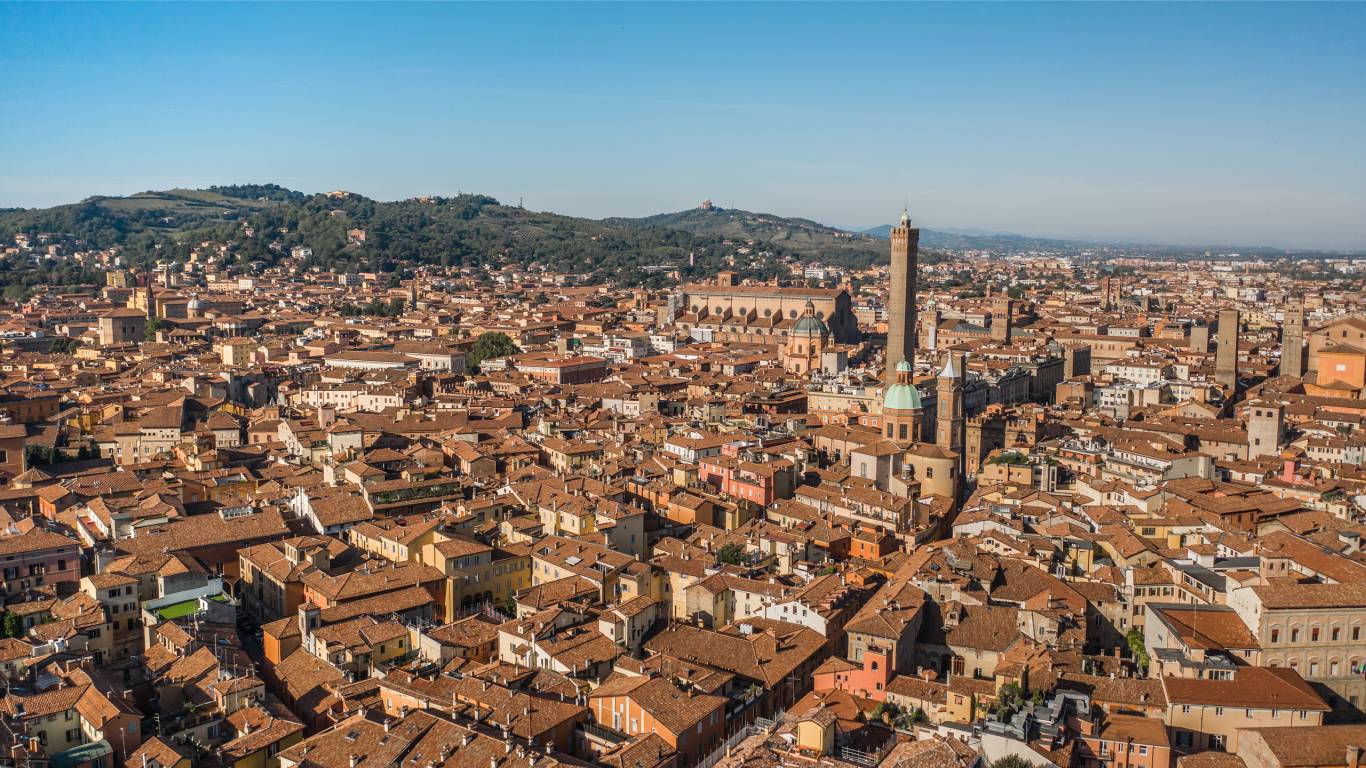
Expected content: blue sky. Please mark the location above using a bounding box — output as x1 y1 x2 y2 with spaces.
2 2 1364 250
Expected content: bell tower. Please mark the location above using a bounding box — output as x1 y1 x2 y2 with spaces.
936 352 965 454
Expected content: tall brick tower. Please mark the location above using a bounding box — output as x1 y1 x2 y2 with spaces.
886 210 919 386
936 352 965 454
991 297 1014 343
1282 304 1306 378
1216 308 1241 390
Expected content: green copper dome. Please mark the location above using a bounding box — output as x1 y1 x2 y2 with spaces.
884 362 922 411
793 313 829 336
792 300 829 336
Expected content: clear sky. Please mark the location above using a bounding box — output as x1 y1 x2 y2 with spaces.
2 2 1364 250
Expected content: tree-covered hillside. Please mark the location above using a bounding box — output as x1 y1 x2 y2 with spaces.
0 187 804 289
607 205 886 268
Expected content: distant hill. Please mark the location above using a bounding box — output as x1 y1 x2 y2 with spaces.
607 206 886 267
610 206 1099 263
0 186 797 290
0 186 299 255
861 223 1099 252
862 221 1358 257
4 187 1347 301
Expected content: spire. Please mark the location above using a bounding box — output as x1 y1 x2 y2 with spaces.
899 208 911 227
939 353 960 380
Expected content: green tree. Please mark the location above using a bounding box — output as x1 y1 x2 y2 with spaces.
990 755 1035 768
145 317 163 341
48 337 78 354
467 332 521 373
715 542 748 566
870 700 900 723
25 445 58 467
1 611 21 639
1126 627 1150 671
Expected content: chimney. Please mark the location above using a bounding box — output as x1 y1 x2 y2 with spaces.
351 757 362 768
1348 745 1362 768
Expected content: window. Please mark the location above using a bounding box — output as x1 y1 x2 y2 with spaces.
1271 628 1280 643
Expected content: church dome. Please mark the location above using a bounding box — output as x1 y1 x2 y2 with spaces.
884 360 922 411
792 300 829 336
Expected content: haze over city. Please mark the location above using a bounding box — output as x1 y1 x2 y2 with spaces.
2 2 1364 249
